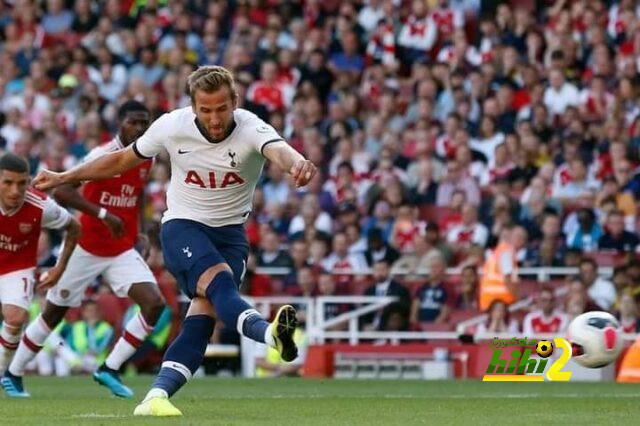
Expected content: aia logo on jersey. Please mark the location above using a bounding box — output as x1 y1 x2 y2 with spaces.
19 223 32 234
184 170 245 189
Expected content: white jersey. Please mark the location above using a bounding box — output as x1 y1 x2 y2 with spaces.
133 107 284 227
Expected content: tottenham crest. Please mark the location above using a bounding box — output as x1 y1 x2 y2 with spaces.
228 150 237 168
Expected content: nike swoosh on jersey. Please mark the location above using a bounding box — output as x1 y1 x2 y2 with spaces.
178 149 191 154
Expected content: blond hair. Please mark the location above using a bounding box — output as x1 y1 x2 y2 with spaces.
187 66 238 103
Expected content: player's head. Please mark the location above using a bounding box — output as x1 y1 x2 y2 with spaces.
117 100 151 146
187 66 238 141
0 152 30 210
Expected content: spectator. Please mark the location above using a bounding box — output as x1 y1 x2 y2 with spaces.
475 300 519 334
446 203 489 250
257 231 293 268
598 210 640 253
522 287 568 334
410 256 451 325
362 259 411 331
364 227 400 267
617 291 640 333
566 208 603 252
397 0 437 64
579 258 617 310
436 159 481 207
478 225 524 311
543 68 580 118
456 265 478 310
59 300 113 374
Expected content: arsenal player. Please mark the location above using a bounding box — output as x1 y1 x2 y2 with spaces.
0 153 80 378
2 101 166 399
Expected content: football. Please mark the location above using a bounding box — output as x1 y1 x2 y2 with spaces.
567 311 623 368
536 340 554 358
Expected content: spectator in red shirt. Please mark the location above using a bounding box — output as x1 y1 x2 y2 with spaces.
522 287 568 334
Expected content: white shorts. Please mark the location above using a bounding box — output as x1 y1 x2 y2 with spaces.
47 245 157 308
0 267 35 310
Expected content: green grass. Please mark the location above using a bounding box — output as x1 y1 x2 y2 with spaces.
4 377 640 425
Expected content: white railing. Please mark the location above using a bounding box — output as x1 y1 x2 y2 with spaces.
254 266 613 281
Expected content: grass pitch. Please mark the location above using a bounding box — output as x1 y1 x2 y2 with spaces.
3 377 640 425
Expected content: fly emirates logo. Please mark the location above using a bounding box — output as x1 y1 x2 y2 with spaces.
100 184 138 208
0 234 27 251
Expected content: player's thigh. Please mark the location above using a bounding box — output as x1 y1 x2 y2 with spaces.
0 268 35 319
103 248 157 298
161 219 227 298
209 225 250 287
46 246 108 308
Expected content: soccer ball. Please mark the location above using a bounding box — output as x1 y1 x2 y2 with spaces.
536 340 554 358
567 311 623 368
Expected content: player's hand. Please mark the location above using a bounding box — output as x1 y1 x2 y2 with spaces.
135 233 151 259
33 169 66 191
290 159 317 188
37 266 64 291
103 212 125 238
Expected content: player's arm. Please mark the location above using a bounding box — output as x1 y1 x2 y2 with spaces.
136 187 150 258
33 147 143 191
53 184 125 237
262 141 317 187
38 214 81 290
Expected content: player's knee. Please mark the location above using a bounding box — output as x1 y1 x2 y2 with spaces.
196 263 233 297
2 310 28 332
41 302 68 330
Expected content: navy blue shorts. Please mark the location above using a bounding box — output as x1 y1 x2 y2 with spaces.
160 219 249 299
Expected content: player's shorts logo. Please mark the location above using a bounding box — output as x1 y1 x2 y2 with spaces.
60 289 70 299
182 247 193 258
19 223 33 234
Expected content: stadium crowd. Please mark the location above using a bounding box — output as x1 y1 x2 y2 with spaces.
3 0 640 365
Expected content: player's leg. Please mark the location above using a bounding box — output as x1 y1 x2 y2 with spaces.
94 249 166 398
135 220 220 416
134 297 213 417
0 268 36 397
2 301 68 397
0 268 35 375
0 304 29 373
201 226 298 361
3 246 101 397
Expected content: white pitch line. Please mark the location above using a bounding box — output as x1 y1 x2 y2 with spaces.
71 413 128 418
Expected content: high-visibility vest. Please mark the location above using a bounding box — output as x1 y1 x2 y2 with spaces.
68 321 113 365
479 242 516 311
617 338 640 382
256 328 306 378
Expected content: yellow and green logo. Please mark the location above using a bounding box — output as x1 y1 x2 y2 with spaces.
482 337 572 382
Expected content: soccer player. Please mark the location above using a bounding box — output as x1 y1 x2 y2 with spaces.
0 153 80 388
2 101 166 399
33 66 318 416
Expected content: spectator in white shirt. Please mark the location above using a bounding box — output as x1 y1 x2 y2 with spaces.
543 68 580 117
579 258 617 311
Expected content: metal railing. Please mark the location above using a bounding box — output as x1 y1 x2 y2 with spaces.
254 266 613 281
